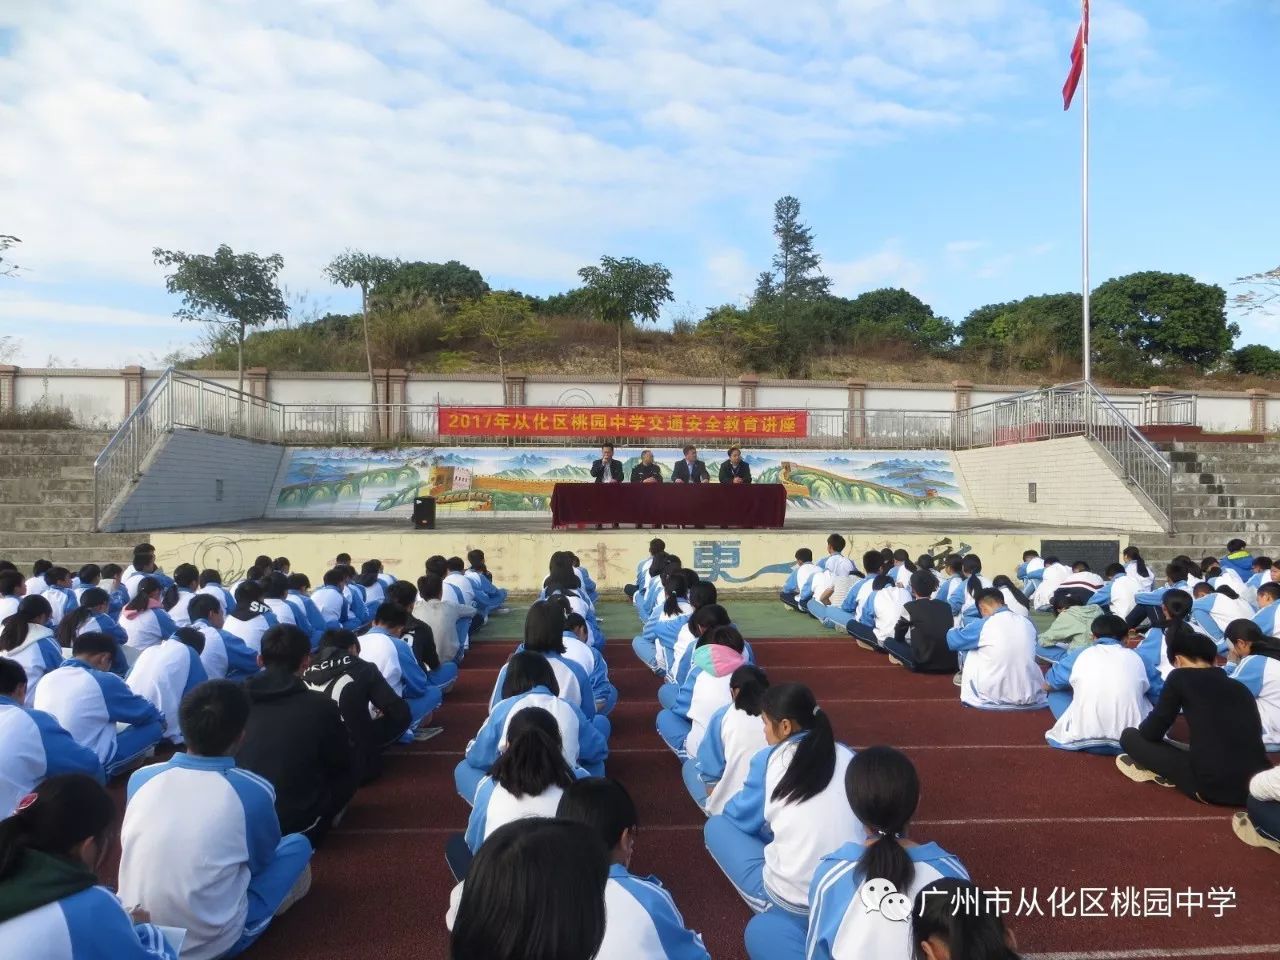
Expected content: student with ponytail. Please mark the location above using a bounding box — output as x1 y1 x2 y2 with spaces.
705 683 862 915
664 602 732 695
1133 588 1193 701
119 578 178 655
0 774 178 959
992 576 1032 618
0 595 61 705
746 747 968 959
634 570 694 673
957 556 991 625
1122 546 1154 591
58 587 128 675
657 625 750 758
666 581 721 684
1224 619 1280 751
685 665 771 814
1088 563 1140 621
912 877 1022 960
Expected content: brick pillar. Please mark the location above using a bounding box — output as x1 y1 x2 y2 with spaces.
624 376 646 407
738 374 758 409
1147 385 1173 425
952 380 974 411
846 379 866 443
245 367 269 401
504 375 526 406
121 366 145 420
1247 388 1269 434
0 365 15 411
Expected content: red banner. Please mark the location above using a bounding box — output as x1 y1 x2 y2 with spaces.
439 406 809 439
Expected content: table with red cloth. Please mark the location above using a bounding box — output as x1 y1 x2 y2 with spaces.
550 482 787 529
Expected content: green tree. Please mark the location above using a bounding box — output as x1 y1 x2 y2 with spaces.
444 292 548 383
1233 344 1280 378
152 244 289 395
1091 271 1236 371
529 287 597 318
0 235 19 278
957 301 1014 347
754 196 832 303
577 256 674 405
696 305 780 403
845 288 954 351
375 260 489 306
324 250 401 402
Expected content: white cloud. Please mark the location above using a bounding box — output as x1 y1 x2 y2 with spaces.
826 241 927 295
704 249 756 304
0 291 201 365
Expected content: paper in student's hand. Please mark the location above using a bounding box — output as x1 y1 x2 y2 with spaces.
158 926 187 952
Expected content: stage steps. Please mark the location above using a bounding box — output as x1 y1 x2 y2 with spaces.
1128 438 1280 568
0 431 146 566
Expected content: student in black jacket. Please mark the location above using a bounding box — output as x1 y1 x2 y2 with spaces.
304 628 411 784
884 570 959 674
1117 623 1269 805
238 624 355 846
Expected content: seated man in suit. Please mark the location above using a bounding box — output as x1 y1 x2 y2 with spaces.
671 445 710 484
590 443 624 483
630 449 663 484
718 446 752 485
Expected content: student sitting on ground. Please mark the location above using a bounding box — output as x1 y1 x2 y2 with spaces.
23 560 51 599
955 556 992 624
935 555 966 616
119 680 313 960
1117 623 1270 805
1035 594 1103 663
1125 560 1194 630
634 571 694 673
947 589 1047 712
444 556 481 621
186 594 260 682
1029 556 1072 610
657 626 749 759
165 563 200 627
846 572 910 652
447 707 587 880
885 570 959 674
1254 582 1280 639
1190 582 1254 650
456 652 607 802
302 629 411 784
120 578 178 655
1044 614 1151 755
562 612 618 715
816 552 881 632
0 774 179 959
636 553 673 621
33 632 165 779
558 777 711 960
745 746 969 960
1246 557 1274 601
259 573 299 628
1224 619 1280 752
312 568 356 632
1122 546 1154 591
125 626 209 745
1233 764 1280 856
57 587 128 675
805 539 861 627
237 625 354 847
705 683 862 915
358 603 443 742
912 878 1022 960
666 603 732 691
1222 538 1255 581
0 596 61 705
1132 589 1194 701
779 549 818 612
386 579 459 691
627 539 666 601
683 665 770 815
888 549 916 590
196 568 234 616
0 659 103 815
221 582 279 653
284 573 328 649
467 548 509 616
41 568 77 627
1052 562 1104 608
993 575 1033 618
1088 563 1140 621
351 560 387 612
413 573 470 665
0 569 26 624
1016 550 1044 595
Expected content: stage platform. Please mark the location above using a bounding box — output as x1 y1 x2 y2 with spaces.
148 515 1138 595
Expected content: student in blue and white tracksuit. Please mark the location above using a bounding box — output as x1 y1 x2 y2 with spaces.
0 659 103 815
705 684 862 916
817 553 884 631
558 777 710 960
357 606 441 736
126 628 209 746
41 568 78 627
1224 620 1280 751
745 747 967 960
666 603 731 693
285 574 329 650
1255 583 1280 639
311 569 355 631
0 773 177 960
1017 550 1045 596
1044 614 1151 755
467 549 509 616
1125 561 1193 629
196 570 235 617
946 590 1047 712
119 681 313 960
658 628 750 758
845 575 909 652
1088 564 1140 621
1122 547 1156 592
33 633 165 779
1133 590 1195 701
562 614 618 715
0 596 63 705
186 595 261 682
1190 583 1254 650
456 653 607 802
779 550 818 612
221 583 280 654
119 580 178 654
684 665 770 815
166 564 200 627
635 573 694 672
58 588 129 676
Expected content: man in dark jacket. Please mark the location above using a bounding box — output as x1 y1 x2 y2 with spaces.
303 629 412 785
590 443 624 483
718 446 752 485
671 445 710 484
883 570 958 674
237 624 355 847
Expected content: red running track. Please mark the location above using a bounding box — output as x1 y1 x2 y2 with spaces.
108 630 1279 960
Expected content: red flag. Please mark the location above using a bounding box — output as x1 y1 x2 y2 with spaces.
1062 0 1089 110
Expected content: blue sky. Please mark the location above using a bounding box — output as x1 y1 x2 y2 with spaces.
1 0 1277 366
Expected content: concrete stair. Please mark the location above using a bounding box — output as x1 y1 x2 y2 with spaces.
0 431 146 566
1129 439 1280 567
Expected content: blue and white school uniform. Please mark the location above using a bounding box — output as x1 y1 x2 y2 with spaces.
1191 592 1256 647
1126 561 1155 592
167 589 197 627
221 605 279 654
744 842 969 960
194 583 232 617
262 598 297 627
650 603 695 676
126 639 209 745
463 772 584 853
0 883 179 960
789 563 818 609
1018 557 1045 593
358 628 441 729
852 584 909 646
32 660 165 777
0 694 103 816
43 585 77 626
339 584 371 629
597 862 710 960
1089 573 1139 621
286 590 329 649
443 572 478 614
0 623 63 705
190 619 260 681
1044 638 1151 754
957 577 993 625
488 648 605 735
947 608 1047 711
806 574 858 627
1134 626 1175 700
821 576 875 631
1030 563 1071 610
705 735 862 914
120 606 178 653
561 631 618 714
683 704 769 815
119 754 313 960
1255 603 1279 640
1132 580 1191 616
0 594 20 623
657 664 735 758
311 584 354 631
455 685 607 801
1227 654 1280 751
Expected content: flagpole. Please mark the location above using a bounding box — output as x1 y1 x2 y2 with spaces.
1081 1 1091 383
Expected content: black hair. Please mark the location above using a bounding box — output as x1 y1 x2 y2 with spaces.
44 566 70 586
188 594 221 623
0 560 14 573
1052 593 1083 612
418 573 444 601
0 657 27 696
260 624 310 672
1043 556 1060 566
198 568 223 587
848 746 920 893
318 628 359 653
649 538 666 556
286 572 310 592
544 554 581 593
730 664 769 716
56 601 102 648
124 576 162 613
916 555 935 571
556 777 638 851
0 774 115 882
335 552 352 565
0 570 24 596
662 572 691 617
763 683 836 805
446 556 465 573
689 581 718 610
1227 538 1247 553
451 818 609 960
1103 562 1125 579
974 587 1004 608
173 563 199 589
358 559 382 587
172 626 206 654
910 570 939 598
70 630 115 659
261 572 289 601
1072 560 1091 573
490 707 576 799
1224 619 1280 661
1215 583 1242 601
466 549 485 568
387 580 417 607
1122 546 1150 579
322 569 345 588
892 549 915 571
1175 555 1204 579
523 600 568 654
795 548 814 564
961 555 984 598
1090 614 1128 639
1164 621 1218 665
1022 549 1040 560
564 612 588 632
501 651 559 699
1258 582 1280 603
373 602 409 630
912 878 1020 960
1161 588 1193 623
943 555 964 575
180 680 250 756
689 603 731 637
424 555 448 577
991 575 1030 610
1 595 53 652
1254 557 1274 571
31 559 53 577
271 556 290 572
100 563 123 581
647 553 668 579
872 573 895 591
233 580 264 605
827 533 846 553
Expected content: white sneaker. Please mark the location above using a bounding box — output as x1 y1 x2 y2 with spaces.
275 864 312 916
413 726 444 742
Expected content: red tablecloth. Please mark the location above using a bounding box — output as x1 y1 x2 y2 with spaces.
550 483 787 529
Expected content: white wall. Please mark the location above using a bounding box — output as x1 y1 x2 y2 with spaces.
644 381 735 408
754 383 846 408
523 380 616 406
406 378 503 406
